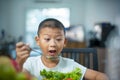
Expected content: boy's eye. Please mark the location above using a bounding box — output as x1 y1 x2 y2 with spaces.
56 38 62 41
44 38 50 41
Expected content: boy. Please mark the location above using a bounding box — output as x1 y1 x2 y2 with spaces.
16 18 108 80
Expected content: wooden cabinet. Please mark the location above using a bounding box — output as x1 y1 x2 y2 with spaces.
65 41 86 48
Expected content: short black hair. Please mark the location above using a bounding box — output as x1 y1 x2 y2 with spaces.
37 18 65 36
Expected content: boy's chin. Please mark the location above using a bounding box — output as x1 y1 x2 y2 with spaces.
44 55 60 60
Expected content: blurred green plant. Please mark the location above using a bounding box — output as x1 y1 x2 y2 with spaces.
0 56 37 80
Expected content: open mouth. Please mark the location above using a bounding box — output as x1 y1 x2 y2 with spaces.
49 50 57 56
45 50 60 60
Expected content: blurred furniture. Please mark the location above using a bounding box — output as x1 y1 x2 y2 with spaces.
61 48 98 71
65 41 86 48
97 48 107 72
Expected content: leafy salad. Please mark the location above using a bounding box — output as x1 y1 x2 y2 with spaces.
40 67 82 80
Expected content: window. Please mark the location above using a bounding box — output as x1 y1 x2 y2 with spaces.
26 8 70 48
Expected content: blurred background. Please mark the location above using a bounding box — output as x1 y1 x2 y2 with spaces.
0 0 120 79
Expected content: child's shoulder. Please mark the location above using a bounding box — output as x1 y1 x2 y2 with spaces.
60 56 75 63
60 56 86 68
27 55 41 61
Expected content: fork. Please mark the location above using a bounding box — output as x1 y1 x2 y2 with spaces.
30 47 60 60
30 48 41 54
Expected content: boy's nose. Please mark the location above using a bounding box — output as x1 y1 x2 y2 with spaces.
49 39 56 47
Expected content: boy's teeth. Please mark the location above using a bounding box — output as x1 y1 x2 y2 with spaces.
49 50 56 53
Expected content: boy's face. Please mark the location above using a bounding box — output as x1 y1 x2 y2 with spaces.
35 27 67 59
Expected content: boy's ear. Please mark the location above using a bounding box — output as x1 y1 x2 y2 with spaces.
64 38 68 47
35 36 40 45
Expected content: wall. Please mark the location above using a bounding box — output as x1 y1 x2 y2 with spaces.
85 0 120 31
0 0 85 41
0 0 120 41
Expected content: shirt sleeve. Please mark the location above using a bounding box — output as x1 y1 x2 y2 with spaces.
80 66 87 80
74 62 87 80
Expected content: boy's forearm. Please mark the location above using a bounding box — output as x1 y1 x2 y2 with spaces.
16 58 24 71
96 73 109 80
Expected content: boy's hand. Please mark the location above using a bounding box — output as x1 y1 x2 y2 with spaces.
15 42 31 71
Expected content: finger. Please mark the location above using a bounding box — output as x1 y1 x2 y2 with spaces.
16 42 25 52
20 53 30 63
16 42 31 52
21 43 31 51
20 46 29 51
16 42 25 48
17 51 30 62
26 43 31 51
20 50 30 56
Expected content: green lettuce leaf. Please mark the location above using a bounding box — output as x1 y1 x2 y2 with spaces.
40 67 82 80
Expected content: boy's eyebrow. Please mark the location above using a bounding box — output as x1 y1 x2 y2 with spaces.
43 34 49 35
43 34 64 37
